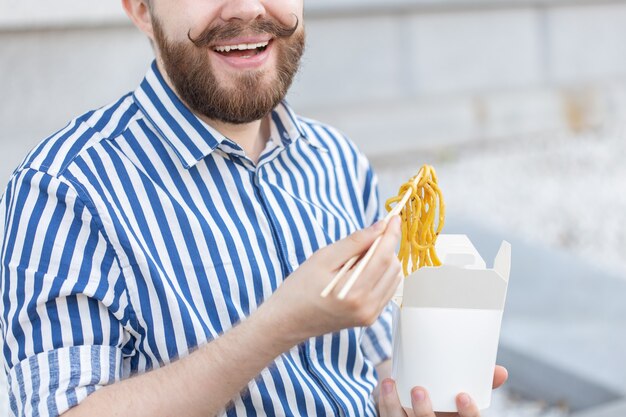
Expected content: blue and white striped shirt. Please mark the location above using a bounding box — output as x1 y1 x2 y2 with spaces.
0 61 392 417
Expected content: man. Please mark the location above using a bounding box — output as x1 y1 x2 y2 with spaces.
0 1 507 416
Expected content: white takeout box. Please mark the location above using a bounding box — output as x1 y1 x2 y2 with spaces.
391 234 511 412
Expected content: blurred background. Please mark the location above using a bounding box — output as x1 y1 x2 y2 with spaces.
2 0 626 416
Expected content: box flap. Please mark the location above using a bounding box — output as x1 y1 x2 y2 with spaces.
435 234 486 269
493 241 511 282
403 266 507 310
401 236 511 310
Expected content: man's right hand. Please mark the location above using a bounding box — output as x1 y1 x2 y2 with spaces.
261 216 403 347
62 217 402 417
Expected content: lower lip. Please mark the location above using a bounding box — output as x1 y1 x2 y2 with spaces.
211 40 273 70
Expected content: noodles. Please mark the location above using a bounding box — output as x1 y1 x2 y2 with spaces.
385 165 445 276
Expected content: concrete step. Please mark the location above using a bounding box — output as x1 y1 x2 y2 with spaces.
571 399 626 417
496 345 622 412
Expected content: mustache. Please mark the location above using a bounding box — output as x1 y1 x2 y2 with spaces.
187 15 299 48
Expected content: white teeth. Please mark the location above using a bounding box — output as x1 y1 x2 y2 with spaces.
214 41 269 53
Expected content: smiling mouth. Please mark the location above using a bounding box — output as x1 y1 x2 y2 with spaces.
213 40 271 58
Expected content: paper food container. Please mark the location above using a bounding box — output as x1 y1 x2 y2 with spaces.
391 234 511 412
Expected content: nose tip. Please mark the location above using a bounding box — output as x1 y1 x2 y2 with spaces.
220 0 266 23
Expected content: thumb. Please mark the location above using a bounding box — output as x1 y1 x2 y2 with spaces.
317 217 396 270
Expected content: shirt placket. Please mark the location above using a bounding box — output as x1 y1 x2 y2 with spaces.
253 147 348 417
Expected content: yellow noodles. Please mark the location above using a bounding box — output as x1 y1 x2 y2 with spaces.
385 165 445 276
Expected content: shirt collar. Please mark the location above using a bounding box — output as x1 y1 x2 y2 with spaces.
268 101 329 153
133 61 325 169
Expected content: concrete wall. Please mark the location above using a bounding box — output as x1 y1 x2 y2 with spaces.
3 1 626 187
295 1 626 158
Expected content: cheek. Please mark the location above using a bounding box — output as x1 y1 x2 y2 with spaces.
266 0 304 26
154 3 221 42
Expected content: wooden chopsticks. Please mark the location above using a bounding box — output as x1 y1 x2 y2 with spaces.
320 169 423 299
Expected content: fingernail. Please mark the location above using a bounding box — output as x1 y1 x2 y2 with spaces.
412 388 425 403
458 393 471 408
382 380 394 395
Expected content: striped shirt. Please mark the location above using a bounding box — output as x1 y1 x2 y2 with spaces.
0 61 392 417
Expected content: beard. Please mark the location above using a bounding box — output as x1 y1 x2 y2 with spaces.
151 15 305 125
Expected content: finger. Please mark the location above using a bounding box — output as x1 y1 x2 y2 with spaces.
317 219 388 271
349 216 402 291
371 258 402 291
410 387 436 417
493 365 508 389
379 379 408 417
456 393 480 417
371 261 402 311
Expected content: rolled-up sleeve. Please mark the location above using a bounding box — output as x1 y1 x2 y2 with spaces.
0 168 132 417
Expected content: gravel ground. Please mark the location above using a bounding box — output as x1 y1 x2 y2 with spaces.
378 124 626 281
485 389 569 417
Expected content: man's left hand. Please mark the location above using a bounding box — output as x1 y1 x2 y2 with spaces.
379 366 508 417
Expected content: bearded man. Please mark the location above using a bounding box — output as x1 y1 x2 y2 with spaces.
0 1 506 416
